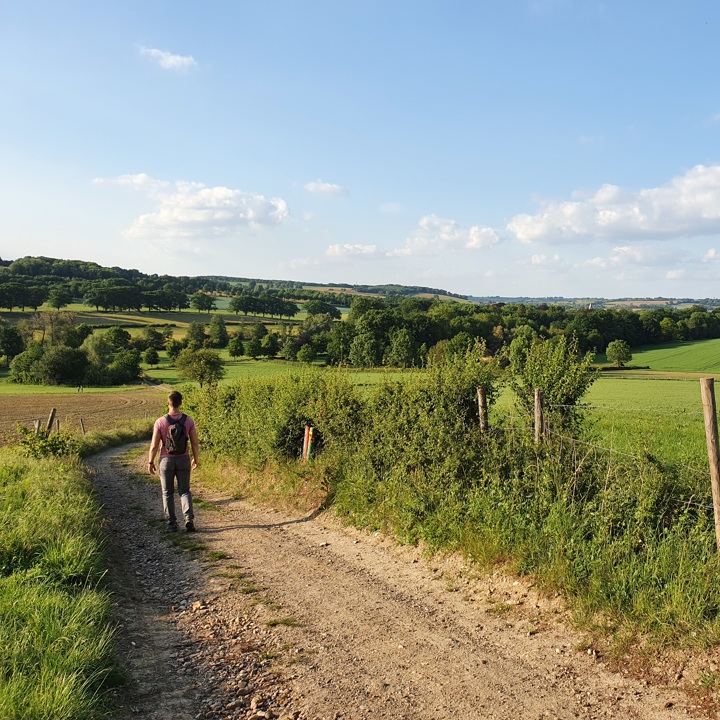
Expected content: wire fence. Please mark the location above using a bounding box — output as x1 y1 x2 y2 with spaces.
490 395 714 499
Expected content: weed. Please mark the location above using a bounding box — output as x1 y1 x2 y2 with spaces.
206 550 231 562
266 617 300 628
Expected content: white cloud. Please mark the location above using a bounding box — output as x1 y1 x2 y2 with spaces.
507 164 720 244
703 248 718 262
97 173 288 241
326 243 377 258
388 214 500 257
92 173 169 192
581 244 680 271
139 46 197 71
531 253 562 266
304 180 347 195
666 269 685 280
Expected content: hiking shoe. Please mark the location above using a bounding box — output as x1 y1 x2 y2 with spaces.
167 524 178 533
185 519 196 532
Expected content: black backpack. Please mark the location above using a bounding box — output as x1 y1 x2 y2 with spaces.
164 414 188 455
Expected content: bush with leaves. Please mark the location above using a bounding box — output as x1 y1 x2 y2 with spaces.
16 426 79 458
507 335 596 431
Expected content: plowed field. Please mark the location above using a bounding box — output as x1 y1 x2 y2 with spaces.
0 387 166 440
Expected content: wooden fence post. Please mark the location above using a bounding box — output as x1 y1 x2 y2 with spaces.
45 408 56 434
477 386 489 435
80 418 86 435
34 419 41 435
55 418 60 433
700 378 720 553
534 388 544 445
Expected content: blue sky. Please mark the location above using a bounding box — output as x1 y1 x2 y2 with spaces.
2 1 720 298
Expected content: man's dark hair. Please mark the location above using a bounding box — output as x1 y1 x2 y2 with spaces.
168 390 183 408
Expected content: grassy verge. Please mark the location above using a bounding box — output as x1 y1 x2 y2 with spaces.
0 448 123 719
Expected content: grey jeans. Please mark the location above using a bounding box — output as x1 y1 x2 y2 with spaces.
158 455 194 527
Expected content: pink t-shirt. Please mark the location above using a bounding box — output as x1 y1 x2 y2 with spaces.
154 412 196 458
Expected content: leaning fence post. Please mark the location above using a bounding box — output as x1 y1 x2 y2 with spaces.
45 408 56 434
534 388 544 445
700 378 720 553
80 418 86 435
477 386 489 435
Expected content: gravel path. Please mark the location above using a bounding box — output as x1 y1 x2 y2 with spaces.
88 445 700 720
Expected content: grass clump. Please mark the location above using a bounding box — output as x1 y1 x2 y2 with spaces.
0 449 119 719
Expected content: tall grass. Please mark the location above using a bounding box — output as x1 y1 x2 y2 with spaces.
0 449 120 719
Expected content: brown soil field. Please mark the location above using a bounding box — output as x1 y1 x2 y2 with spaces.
0 386 167 440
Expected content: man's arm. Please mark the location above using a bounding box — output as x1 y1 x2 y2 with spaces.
148 426 162 475
189 425 199 470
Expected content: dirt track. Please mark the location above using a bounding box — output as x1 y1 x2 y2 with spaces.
88 445 701 720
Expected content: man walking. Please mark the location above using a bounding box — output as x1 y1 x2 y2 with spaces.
148 390 199 532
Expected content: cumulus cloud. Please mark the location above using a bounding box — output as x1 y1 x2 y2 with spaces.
582 244 678 271
96 173 288 240
139 46 197 70
666 269 685 280
326 243 377 258
388 214 500 257
507 164 720 244
304 180 347 195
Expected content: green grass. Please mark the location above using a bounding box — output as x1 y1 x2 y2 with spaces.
0 450 120 719
630 338 720 373
0 368 146 394
594 338 720 375
581 376 708 479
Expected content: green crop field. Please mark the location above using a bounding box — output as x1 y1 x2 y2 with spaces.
630 338 720 373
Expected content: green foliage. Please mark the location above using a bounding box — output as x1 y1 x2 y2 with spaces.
304 299 341 319
47 285 72 310
606 339 632 367
104 325 131 350
246 336 262 359
175 348 225 387
143 346 159 366
166 338 185 361
16 426 79 458
0 321 24 363
260 332 280 358
334 349 500 545
296 344 316 364
9 341 45 383
107 349 141 384
208 314 229 348
185 321 208 350
508 335 596 430
33 345 88 386
190 291 216 313
185 368 363 468
228 335 245 358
